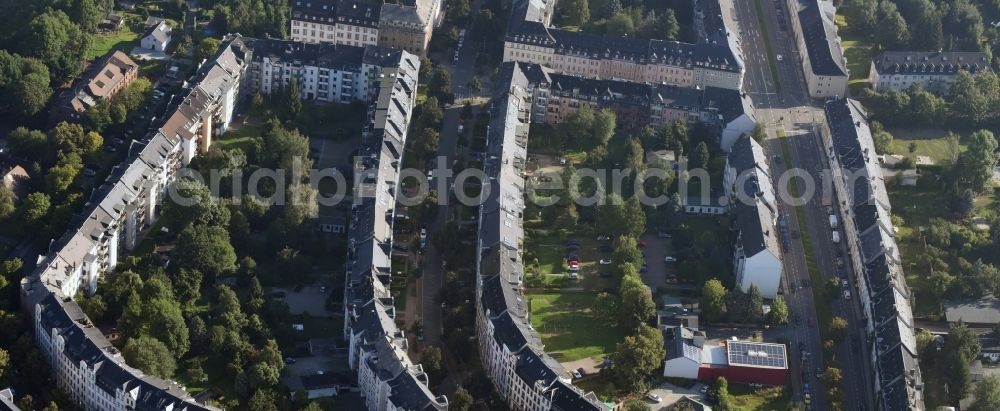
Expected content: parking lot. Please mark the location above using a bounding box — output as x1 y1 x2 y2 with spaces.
646 381 709 410
273 285 333 316
639 233 677 290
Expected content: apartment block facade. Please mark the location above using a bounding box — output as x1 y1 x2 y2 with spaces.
289 0 442 56
869 51 991 94
474 62 609 411
20 36 253 411
503 0 744 91
786 0 849 98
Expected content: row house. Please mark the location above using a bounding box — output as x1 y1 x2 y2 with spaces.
822 99 924 411
19 35 252 411
516 63 757 151
337 49 448 410
290 0 442 56
869 51 991 94
725 137 782 298
473 62 609 411
787 0 849 98
503 0 744 91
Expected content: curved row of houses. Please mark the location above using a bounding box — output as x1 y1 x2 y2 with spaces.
16 33 445 410
473 62 610 411
18 35 253 411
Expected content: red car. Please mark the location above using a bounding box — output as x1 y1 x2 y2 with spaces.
638 240 648 248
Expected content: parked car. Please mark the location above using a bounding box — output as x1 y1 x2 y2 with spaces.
284 357 297 365
596 234 609 241
843 290 851 300
640 264 648 273
82 168 97 177
599 272 613 278
599 245 613 252
664 256 676 262
572 369 583 379
646 393 662 403
576 368 586 377
599 259 612 265
657 232 671 239
638 240 648 248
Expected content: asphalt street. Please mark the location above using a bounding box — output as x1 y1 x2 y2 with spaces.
730 0 875 409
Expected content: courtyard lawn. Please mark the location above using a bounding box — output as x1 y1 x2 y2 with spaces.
87 27 142 60
889 178 952 318
885 136 964 165
834 15 877 95
527 293 619 362
216 123 262 152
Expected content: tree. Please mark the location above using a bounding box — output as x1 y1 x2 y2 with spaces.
690 141 710 169
612 236 644 272
249 389 279 411
947 351 973 405
174 225 237 279
613 324 664 393
747 284 765 324
6 127 48 159
750 122 767 143
701 279 727 323
560 0 590 26
712 377 733 410
172 33 193 57
450 388 473 411
14 192 50 233
421 346 442 381
829 316 848 342
123 336 176 378
823 367 843 386
0 348 8 382
195 37 221 63
15 71 52 118
876 3 911 49
603 0 622 18
623 400 652 411
606 12 635 36
23 9 88 80
956 130 998 193
0 186 14 221
768 295 789 325
843 0 878 31
285 76 303 119
945 321 982 363
592 108 616 146
618 272 656 332
970 375 1000 411
658 9 680 40
870 121 893 153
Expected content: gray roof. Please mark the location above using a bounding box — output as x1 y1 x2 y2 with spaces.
945 297 1000 325
475 62 609 410
142 21 171 43
0 388 19 411
873 51 991 76
825 99 922 411
797 0 846 76
291 0 381 27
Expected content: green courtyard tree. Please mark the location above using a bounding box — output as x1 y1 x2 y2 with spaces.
970 375 1000 411
450 388 473 411
14 192 50 233
123 336 176 379
768 295 789 325
956 130 999 193
174 225 237 279
829 316 849 342
612 236 644 273
618 270 656 332
195 37 221 63
712 377 733 410
700 278 727 323
613 324 664 393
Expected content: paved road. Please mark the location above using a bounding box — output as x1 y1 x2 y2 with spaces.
731 0 875 409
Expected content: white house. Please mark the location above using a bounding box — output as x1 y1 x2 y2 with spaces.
662 326 706 379
787 0 848 99
869 51 991 94
725 137 782 298
140 21 172 52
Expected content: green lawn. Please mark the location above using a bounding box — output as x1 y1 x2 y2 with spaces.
889 179 951 318
835 15 876 95
215 123 262 151
885 137 963 165
87 27 141 60
729 385 791 411
527 293 618 362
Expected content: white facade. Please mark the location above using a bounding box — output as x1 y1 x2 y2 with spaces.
20 36 251 411
734 248 782 298
663 356 700 379
140 21 172 52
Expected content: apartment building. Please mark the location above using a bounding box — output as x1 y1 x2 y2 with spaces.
338 50 448 410
0 388 18 411
503 0 744 91
51 51 139 124
516 63 757 151
786 0 848 98
724 137 782 298
474 62 609 411
245 37 404 104
19 36 253 411
822 98 923 410
869 51 991 94
289 0 442 56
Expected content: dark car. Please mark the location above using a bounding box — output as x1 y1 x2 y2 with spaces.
599 272 613 278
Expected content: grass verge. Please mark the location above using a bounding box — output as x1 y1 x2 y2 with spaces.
752 0 782 93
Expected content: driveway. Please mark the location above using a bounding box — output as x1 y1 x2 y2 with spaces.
646 381 708 410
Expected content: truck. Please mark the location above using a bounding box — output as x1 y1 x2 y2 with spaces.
829 214 839 229
832 231 840 244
